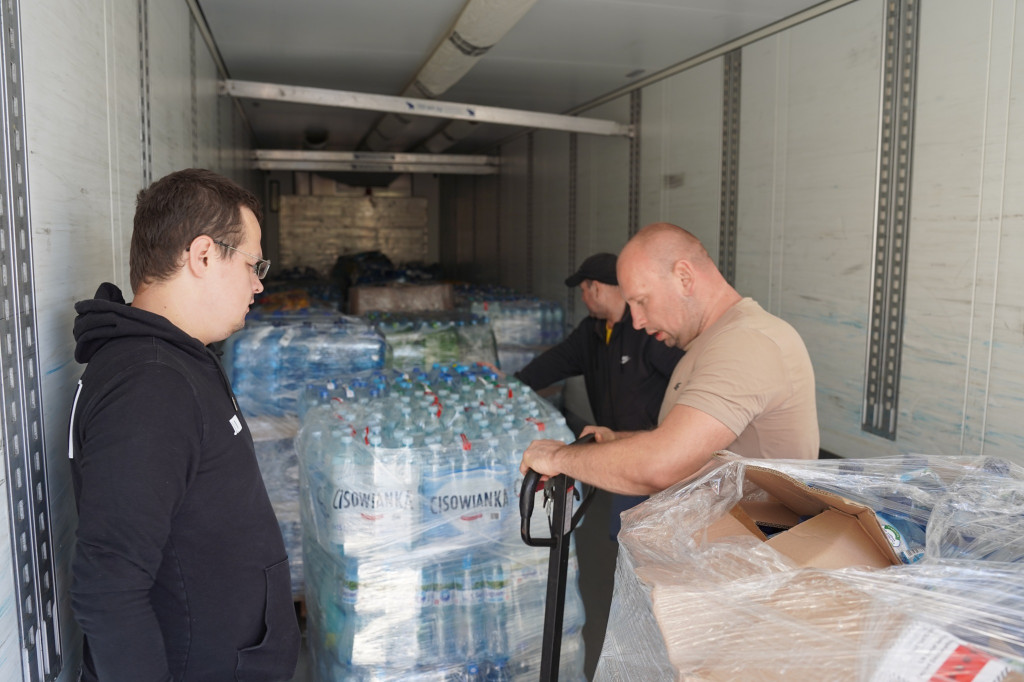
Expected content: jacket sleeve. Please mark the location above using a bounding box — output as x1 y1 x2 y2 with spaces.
71 363 200 682
514 319 589 390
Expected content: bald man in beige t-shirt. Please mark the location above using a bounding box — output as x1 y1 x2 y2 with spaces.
520 222 819 495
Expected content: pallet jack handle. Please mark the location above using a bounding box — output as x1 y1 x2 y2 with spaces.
519 433 596 681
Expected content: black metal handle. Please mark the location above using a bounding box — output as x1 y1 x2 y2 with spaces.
519 433 596 547
518 432 597 682
520 468 549 546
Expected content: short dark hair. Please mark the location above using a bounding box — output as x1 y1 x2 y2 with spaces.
129 168 263 292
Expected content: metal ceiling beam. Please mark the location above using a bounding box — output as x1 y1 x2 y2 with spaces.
222 80 632 138
252 149 500 175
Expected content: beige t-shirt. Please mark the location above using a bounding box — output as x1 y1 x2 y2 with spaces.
658 298 819 460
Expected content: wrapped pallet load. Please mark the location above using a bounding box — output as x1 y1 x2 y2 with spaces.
297 366 589 681
595 454 1024 681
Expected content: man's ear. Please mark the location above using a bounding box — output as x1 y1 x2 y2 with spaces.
673 259 695 293
185 235 216 277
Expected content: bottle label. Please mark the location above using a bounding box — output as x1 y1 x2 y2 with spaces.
423 469 509 542
484 579 508 604
330 458 419 551
454 581 483 606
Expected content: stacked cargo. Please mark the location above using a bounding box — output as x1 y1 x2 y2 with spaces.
298 366 587 681
226 312 388 417
364 310 499 370
456 286 566 375
595 455 1024 681
225 312 388 598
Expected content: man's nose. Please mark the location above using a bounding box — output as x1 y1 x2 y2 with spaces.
630 307 645 329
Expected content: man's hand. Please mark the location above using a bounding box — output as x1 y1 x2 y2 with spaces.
520 439 567 477
581 425 616 443
477 361 506 379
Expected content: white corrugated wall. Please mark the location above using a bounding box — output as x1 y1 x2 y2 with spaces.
1 0 256 678
457 0 1024 468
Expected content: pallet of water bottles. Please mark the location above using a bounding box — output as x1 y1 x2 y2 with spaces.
455 286 565 347
297 364 588 681
364 310 499 370
224 310 388 417
454 286 567 377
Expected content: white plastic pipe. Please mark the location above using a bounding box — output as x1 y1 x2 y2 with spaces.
365 0 539 151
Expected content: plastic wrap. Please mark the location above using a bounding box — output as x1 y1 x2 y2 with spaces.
366 310 499 369
249 415 304 597
479 298 564 348
298 365 588 681
595 454 1024 682
455 285 567 374
224 313 387 416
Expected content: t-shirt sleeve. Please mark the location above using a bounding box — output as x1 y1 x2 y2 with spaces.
71 362 201 681
673 328 787 437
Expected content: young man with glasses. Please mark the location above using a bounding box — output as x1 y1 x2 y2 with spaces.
68 168 300 681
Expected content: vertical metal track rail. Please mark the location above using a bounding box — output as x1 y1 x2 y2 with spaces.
190 19 199 168
567 134 578 323
525 132 534 293
863 0 921 439
627 90 641 237
0 1 61 679
138 0 152 186
471 175 479 278
719 50 742 285
495 145 503 284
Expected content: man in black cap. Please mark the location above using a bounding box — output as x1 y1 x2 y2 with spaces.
515 252 685 525
514 252 683 676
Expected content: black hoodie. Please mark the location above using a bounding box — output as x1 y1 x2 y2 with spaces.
69 283 300 681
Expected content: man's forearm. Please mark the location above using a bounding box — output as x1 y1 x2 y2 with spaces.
522 405 738 495
522 434 666 496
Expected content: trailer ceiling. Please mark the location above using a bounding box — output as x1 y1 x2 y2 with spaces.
197 0 829 155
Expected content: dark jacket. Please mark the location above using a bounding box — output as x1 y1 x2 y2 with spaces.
516 306 684 432
68 283 300 682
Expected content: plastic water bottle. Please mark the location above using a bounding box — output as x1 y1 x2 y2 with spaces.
450 435 509 545
370 434 420 550
339 557 362 664
417 563 441 668
421 444 457 540
875 511 926 563
503 551 546 677
483 558 511 679
455 553 486 677
436 560 459 666
329 433 374 554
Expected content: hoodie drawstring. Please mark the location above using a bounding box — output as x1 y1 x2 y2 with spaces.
68 379 83 459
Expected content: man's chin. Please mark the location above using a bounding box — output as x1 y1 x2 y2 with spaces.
654 330 675 345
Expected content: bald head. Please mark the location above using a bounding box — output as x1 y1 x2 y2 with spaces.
617 222 738 349
620 222 713 275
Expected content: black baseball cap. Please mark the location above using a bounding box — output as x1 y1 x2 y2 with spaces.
565 252 618 287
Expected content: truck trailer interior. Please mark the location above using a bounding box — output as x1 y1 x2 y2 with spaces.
1 0 1022 679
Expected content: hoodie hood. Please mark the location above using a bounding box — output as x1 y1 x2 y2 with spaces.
74 282 210 365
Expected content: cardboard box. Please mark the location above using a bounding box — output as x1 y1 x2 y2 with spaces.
598 458 1024 682
700 464 901 570
347 282 453 314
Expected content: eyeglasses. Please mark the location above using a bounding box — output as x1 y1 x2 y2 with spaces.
213 240 270 280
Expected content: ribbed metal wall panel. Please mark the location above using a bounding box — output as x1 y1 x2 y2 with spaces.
637 59 723 260
19 0 256 678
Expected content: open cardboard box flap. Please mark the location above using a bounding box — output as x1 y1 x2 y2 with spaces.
703 464 901 569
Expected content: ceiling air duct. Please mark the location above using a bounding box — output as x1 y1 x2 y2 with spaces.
362 0 539 152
